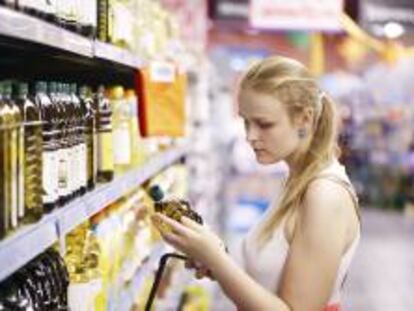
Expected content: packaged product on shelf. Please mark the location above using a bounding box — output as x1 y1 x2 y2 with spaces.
79 85 97 190
95 85 114 183
90 189 153 310
12 82 43 225
1 81 24 233
0 0 15 9
66 222 103 311
0 248 69 310
18 0 52 20
69 83 87 197
78 0 97 37
33 81 59 213
56 0 78 32
109 85 133 176
97 0 109 42
0 82 13 238
108 0 134 49
48 82 69 206
125 88 145 167
137 62 187 137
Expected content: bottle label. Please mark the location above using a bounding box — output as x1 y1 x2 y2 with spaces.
57 148 69 197
68 280 101 311
66 146 74 195
10 127 18 228
112 124 131 165
44 0 57 15
80 143 87 188
25 123 42 210
18 125 25 219
57 0 71 19
43 150 58 204
93 131 98 178
87 1 97 27
72 143 80 192
98 131 114 171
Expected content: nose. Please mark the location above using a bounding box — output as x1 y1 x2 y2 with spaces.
246 125 259 143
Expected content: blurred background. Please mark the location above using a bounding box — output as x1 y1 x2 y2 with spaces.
0 0 413 310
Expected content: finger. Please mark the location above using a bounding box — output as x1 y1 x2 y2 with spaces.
159 230 185 250
181 216 203 231
154 213 195 237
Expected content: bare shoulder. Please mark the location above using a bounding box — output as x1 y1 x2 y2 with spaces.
302 178 355 218
296 178 358 250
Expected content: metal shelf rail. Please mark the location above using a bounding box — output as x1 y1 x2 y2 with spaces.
0 146 187 282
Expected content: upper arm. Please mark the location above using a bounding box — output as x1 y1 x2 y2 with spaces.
277 179 352 311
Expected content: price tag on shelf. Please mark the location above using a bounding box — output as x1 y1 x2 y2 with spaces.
149 61 176 83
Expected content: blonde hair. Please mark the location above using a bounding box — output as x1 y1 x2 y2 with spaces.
239 56 339 246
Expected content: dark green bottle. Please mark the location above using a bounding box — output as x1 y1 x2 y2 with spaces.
34 81 59 213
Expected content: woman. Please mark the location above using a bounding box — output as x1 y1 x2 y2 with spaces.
151 56 361 311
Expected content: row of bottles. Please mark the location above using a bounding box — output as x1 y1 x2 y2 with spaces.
0 248 69 310
0 166 189 310
65 222 103 311
0 0 97 37
63 187 155 311
0 0 180 59
0 80 144 240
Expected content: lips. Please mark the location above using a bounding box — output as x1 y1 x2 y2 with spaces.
254 149 265 154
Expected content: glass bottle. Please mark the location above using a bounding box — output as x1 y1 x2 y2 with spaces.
3 81 23 231
0 82 10 238
33 81 59 212
13 82 43 224
95 85 114 183
79 86 96 190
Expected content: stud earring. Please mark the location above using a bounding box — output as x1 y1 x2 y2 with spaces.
298 128 307 139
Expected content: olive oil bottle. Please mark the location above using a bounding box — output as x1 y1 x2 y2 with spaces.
34 81 59 213
0 82 10 238
110 86 132 176
13 82 43 223
3 81 23 230
95 86 114 183
79 86 96 190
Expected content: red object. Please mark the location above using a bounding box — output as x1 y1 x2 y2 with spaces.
325 303 342 311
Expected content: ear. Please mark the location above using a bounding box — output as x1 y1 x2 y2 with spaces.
293 107 315 130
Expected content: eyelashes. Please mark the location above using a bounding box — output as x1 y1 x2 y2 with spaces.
257 122 274 129
244 120 275 130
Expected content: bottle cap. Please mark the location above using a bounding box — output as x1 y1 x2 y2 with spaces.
111 86 124 99
148 185 164 202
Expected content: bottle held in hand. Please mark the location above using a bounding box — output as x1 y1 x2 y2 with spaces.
148 185 203 225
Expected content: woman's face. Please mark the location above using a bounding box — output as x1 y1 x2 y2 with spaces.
238 88 301 165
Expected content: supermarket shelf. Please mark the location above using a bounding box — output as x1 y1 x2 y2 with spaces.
0 7 144 69
94 41 144 69
0 146 187 282
0 7 93 57
120 243 166 311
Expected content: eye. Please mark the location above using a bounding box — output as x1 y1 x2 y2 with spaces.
257 122 274 129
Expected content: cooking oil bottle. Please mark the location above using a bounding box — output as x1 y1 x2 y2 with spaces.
13 82 43 224
109 86 132 176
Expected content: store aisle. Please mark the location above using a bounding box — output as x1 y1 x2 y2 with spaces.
343 208 414 311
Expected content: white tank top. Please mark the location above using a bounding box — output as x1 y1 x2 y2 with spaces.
241 160 360 305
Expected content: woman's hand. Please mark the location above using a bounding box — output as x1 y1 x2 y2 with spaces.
151 212 226 268
185 258 215 280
